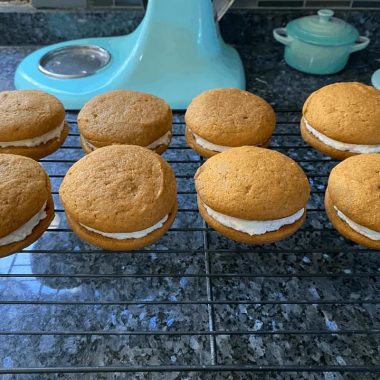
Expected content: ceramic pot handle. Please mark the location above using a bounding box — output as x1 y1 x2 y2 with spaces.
350 36 370 53
273 28 293 45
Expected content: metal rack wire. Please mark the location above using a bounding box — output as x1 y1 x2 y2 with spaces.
0 110 379 377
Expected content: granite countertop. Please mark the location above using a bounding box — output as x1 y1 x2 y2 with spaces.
0 9 380 380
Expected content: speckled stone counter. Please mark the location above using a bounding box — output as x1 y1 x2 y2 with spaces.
0 9 380 380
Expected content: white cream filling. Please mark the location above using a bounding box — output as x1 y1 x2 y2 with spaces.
192 130 265 153
80 214 169 240
204 203 305 236
334 206 380 241
82 131 172 151
0 121 65 148
0 202 47 246
81 137 97 151
304 118 380 154
192 132 231 153
146 131 172 149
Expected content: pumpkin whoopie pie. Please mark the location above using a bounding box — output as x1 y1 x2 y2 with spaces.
0 90 68 160
195 146 310 244
0 154 54 257
59 145 177 250
185 88 276 157
325 153 380 250
301 82 380 160
77 90 172 154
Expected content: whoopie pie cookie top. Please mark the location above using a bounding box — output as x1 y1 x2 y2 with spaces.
77 90 172 147
327 153 380 232
195 146 310 221
0 90 65 141
59 145 177 233
0 154 51 238
303 82 380 145
185 88 276 146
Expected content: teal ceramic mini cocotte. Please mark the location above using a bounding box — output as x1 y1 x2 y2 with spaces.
273 9 370 75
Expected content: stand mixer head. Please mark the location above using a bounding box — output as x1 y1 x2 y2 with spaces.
15 0 245 110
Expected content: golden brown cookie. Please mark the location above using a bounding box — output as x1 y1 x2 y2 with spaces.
0 90 68 160
185 88 276 158
325 154 380 250
59 145 177 250
301 82 380 160
77 90 173 155
0 154 54 258
194 146 310 244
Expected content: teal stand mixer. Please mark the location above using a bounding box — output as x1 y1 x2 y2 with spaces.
14 0 245 110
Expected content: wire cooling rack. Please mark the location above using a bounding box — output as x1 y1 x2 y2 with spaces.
0 110 380 378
